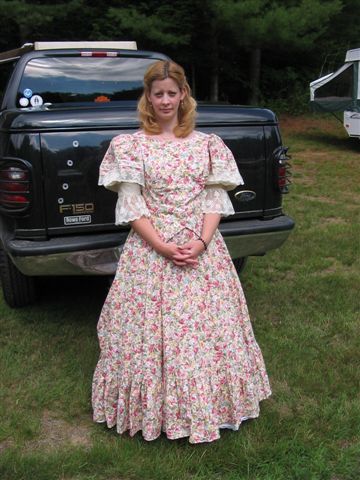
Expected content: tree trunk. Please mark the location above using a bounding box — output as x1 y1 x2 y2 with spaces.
191 62 196 98
249 47 261 105
210 70 219 102
18 24 28 47
209 35 219 102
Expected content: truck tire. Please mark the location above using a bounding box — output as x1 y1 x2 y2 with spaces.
233 257 248 275
0 250 37 307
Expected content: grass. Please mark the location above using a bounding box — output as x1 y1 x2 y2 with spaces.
0 114 359 479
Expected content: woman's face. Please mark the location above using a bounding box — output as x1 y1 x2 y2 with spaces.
148 77 185 125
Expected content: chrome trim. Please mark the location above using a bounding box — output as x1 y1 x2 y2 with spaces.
10 228 292 276
11 246 123 276
234 190 256 202
224 229 292 258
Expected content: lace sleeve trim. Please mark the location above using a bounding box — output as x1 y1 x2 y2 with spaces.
201 186 235 217
206 171 244 190
115 182 150 226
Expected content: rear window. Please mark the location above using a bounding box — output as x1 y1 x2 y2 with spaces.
16 56 156 107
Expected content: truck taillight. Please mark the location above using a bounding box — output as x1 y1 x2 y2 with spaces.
0 163 31 213
274 147 292 194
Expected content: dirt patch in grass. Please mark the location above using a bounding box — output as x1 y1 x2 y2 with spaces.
319 217 346 224
295 194 340 205
277 403 294 420
337 438 358 449
293 175 316 186
279 115 340 136
313 257 358 277
271 378 292 395
321 218 348 228
302 150 336 160
26 410 93 452
0 438 14 453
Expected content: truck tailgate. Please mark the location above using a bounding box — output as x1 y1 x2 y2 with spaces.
40 130 129 235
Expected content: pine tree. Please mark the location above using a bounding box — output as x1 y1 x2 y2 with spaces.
212 0 343 103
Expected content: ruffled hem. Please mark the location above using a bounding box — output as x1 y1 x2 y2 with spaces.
92 360 271 444
95 415 256 443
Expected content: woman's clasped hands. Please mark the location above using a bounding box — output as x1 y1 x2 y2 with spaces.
157 239 205 267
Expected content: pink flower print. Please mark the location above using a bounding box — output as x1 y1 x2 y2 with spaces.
151 324 159 333
92 131 271 444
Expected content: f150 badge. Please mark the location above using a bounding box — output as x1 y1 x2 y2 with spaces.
60 203 94 226
59 203 94 214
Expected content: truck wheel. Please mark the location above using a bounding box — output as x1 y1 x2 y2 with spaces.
0 250 37 307
233 257 248 275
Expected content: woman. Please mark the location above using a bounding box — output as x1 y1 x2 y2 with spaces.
92 60 271 444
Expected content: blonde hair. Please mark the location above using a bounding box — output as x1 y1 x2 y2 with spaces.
138 60 197 138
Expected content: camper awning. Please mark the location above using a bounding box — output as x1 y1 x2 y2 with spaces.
310 52 360 113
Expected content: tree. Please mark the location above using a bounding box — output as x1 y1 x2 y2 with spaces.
313 0 360 75
0 0 94 46
93 2 191 51
209 0 343 103
0 0 353 109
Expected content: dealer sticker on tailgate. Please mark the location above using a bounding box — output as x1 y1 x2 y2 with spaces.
64 215 92 225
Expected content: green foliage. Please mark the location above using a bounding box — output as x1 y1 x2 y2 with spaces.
321 0 360 54
98 4 190 48
0 0 86 43
261 66 312 115
209 0 343 102
212 0 342 48
0 0 359 110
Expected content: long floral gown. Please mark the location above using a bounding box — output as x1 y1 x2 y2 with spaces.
92 130 271 443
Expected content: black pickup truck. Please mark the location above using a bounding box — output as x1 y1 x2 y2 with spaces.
0 41 294 307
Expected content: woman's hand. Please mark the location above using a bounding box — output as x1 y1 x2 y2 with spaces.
130 215 219 268
130 218 191 266
177 239 205 263
155 241 201 267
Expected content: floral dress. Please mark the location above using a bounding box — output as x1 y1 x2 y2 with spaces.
92 130 271 444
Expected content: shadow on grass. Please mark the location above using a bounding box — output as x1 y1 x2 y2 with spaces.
34 275 110 312
292 130 359 152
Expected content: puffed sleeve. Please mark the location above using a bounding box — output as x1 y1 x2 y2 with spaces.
98 134 145 192
115 182 150 226
206 134 244 190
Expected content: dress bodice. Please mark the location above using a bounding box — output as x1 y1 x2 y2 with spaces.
99 130 244 240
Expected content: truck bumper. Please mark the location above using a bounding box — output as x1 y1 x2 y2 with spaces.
6 215 295 276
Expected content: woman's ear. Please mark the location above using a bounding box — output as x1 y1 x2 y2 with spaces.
180 89 186 101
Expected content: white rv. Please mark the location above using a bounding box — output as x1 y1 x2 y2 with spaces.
310 48 360 138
